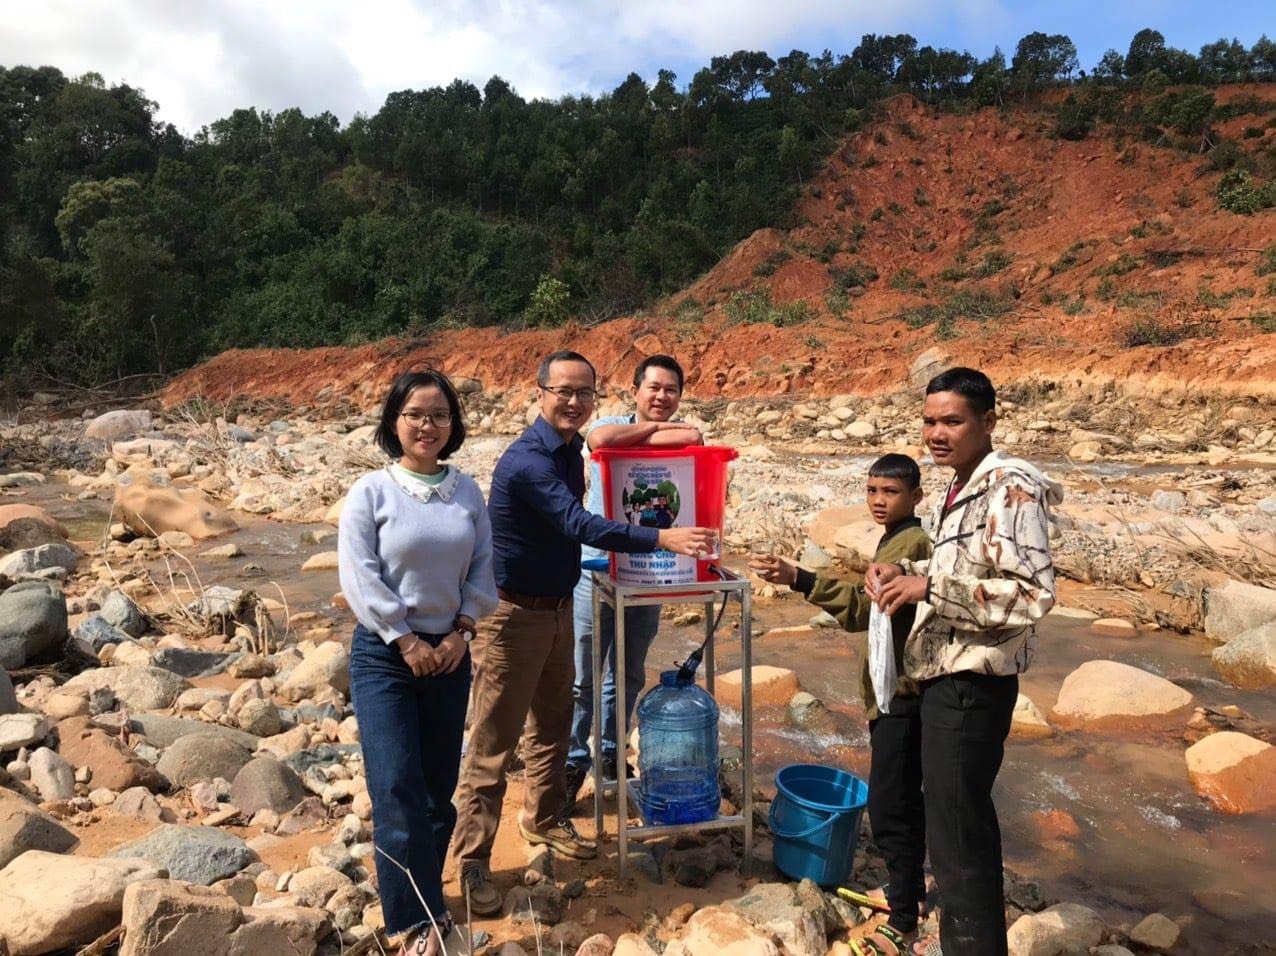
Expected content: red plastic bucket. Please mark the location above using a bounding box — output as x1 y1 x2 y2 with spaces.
592 445 738 586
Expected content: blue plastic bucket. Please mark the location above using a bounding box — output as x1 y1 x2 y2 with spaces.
768 763 869 886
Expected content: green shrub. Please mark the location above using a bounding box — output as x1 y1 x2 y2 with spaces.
1051 241 1090 274
1218 169 1276 214
901 288 1011 329
1096 254 1141 277
525 275 571 326
889 268 926 293
887 201 905 215
1257 245 1276 277
725 289 812 327
974 250 1012 278
755 249 791 277
1123 317 1210 347
913 187 930 207
870 207 884 221
1096 277 1118 301
1205 140 1247 173
824 287 850 317
832 262 879 289
874 129 889 146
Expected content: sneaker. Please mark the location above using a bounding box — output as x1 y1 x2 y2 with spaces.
518 814 598 860
459 862 502 916
564 763 588 817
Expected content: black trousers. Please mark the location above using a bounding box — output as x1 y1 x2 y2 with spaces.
868 696 926 933
920 672 1018 956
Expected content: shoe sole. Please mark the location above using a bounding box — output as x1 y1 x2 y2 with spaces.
518 818 598 860
460 876 503 916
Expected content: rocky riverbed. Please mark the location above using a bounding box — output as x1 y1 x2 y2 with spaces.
0 388 1274 954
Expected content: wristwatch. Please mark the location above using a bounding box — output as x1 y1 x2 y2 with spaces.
453 616 477 643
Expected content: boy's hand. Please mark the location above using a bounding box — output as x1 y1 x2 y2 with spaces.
864 562 902 598
875 575 928 616
748 553 798 587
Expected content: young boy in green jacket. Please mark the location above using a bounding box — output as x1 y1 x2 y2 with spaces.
751 453 933 955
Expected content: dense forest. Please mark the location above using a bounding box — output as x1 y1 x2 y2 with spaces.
1 28 1274 387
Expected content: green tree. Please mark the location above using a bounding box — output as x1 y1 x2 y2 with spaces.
525 275 571 326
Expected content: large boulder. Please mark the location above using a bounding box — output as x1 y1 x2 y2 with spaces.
0 667 16 715
152 646 236 678
279 641 350 702
108 824 255 884
0 712 51 752
63 665 190 711
0 541 78 578
100 590 147 637
0 581 68 669
0 504 67 552
27 746 76 801
723 881 829 956
115 473 238 540
717 666 800 708
119 879 329 956
1205 579 1276 643
56 716 167 792
74 614 134 652
1184 731 1276 815
127 713 260 751
85 408 153 440
231 756 307 815
156 732 254 788
1052 661 1193 723
1006 902 1105 955
1211 623 1276 688
663 906 781 956
0 850 164 955
0 787 79 868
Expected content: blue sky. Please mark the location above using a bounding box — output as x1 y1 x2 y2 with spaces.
1 1 1270 132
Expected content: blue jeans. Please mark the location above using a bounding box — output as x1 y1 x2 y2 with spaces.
569 570 661 771
349 624 470 937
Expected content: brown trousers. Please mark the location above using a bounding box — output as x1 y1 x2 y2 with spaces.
452 599 575 867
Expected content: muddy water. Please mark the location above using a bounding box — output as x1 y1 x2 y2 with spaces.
22 482 1276 950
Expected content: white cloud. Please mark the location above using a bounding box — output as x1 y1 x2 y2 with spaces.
0 0 998 132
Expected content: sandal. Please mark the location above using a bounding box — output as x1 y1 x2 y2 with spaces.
851 925 913 955
838 887 892 914
911 936 942 956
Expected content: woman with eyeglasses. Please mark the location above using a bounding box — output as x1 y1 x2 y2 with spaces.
338 368 498 956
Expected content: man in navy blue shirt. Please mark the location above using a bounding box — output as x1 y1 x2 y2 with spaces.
452 350 712 916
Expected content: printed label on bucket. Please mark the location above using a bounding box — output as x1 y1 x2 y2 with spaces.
609 456 697 585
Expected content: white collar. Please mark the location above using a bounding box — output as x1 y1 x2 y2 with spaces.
386 464 460 504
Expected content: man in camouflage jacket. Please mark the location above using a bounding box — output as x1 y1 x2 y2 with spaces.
869 368 1062 956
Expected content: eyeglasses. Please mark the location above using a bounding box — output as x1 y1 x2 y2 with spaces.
399 411 453 428
540 385 598 403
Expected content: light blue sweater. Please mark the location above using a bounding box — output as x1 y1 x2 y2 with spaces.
337 467 498 644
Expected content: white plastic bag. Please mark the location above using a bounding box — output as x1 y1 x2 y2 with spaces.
868 603 896 715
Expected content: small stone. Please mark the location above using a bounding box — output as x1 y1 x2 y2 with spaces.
28 746 76 801
1129 912 1180 952
1090 618 1137 638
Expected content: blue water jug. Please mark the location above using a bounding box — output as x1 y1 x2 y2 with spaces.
635 670 720 825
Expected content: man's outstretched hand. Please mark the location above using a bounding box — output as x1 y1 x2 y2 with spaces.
657 527 717 557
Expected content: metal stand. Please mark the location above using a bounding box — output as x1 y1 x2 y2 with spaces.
589 568 753 879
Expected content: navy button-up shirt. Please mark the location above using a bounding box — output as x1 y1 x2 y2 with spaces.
489 415 661 597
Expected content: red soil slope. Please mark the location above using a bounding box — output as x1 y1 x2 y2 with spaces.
165 90 1276 408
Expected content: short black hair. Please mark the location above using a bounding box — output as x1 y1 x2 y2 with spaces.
925 366 996 415
537 350 596 387
868 453 922 490
633 354 685 391
373 369 467 461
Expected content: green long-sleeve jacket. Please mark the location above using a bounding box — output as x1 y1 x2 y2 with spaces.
793 517 933 720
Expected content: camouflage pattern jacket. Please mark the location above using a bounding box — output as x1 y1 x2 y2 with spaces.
899 451 1063 681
